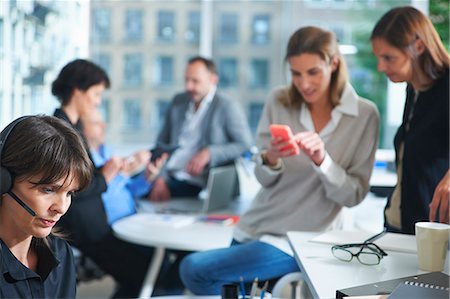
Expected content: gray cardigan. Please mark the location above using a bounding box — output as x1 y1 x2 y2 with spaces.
236 85 380 239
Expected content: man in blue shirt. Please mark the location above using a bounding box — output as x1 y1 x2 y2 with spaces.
82 109 166 224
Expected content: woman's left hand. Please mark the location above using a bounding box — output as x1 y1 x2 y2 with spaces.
429 170 450 224
294 131 325 166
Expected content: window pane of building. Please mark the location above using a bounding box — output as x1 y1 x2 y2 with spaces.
0 18 3 49
158 11 175 41
219 13 238 44
218 58 238 88
186 11 200 43
250 59 269 88
249 102 264 133
123 53 143 87
123 99 141 129
156 100 170 130
91 8 111 43
91 53 111 77
252 14 270 45
125 9 143 42
100 98 111 124
154 56 173 85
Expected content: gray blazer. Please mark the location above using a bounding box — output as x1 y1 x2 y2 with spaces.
157 91 252 182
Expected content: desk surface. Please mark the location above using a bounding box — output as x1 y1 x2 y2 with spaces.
287 231 449 299
113 213 233 252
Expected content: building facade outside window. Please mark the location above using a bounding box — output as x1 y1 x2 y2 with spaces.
252 14 270 45
219 12 238 44
154 56 174 85
92 53 111 77
186 11 200 43
123 53 143 87
158 10 175 41
123 99 141 130
249 59 269 88
125 9 143 42
91 8 111 43
218 58 238 88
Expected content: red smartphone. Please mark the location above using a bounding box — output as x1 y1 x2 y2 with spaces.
269 124 300 155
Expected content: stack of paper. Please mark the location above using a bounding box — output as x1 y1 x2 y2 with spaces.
309 230 417 253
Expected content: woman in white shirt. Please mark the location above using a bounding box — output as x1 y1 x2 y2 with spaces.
180 26 380 295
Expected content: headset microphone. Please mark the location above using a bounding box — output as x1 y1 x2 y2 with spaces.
1 116 37 217
7 191 36 216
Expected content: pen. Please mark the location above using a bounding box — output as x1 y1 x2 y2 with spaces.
364 227 387 243
240 276 246 299
250 277 258 298
260 281 268 299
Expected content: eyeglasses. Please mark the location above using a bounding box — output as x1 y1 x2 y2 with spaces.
331 242 388 265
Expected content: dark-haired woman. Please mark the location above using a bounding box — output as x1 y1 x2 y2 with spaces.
371 6 449 234
0 115 92 298
52 59 153 298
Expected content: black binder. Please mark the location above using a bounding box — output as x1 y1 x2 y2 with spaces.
335 272 449 298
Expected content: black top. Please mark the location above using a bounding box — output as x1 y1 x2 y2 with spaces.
53 108 110 244
0 236 76 298
389 69 449 234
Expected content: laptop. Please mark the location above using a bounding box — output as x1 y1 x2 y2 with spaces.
138 165 237 214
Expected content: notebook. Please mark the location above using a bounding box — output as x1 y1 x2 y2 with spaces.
140 165 237 214
336 272 449 299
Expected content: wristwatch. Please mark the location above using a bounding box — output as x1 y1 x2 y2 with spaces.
254 151 268 166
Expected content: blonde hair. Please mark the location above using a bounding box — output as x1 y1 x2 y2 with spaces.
283 26 348 109
371 6 450 87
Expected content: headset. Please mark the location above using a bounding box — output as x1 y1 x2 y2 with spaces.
0 116 37 216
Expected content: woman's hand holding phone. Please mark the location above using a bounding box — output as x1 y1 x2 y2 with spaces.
269 125 300 156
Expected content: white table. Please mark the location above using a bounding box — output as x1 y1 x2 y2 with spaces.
113 213 234 298
287 231 449 299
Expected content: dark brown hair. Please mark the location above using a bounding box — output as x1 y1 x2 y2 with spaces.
2 115 92 190
188 56 218 75
283 26 348 109
371 6 449 86
52 59 110 106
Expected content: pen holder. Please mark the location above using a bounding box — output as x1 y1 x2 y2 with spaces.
222 284 239 299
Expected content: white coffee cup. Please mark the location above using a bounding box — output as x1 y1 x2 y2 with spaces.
415 222 450 271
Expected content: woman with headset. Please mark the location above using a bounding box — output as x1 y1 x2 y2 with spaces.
0 115 92 298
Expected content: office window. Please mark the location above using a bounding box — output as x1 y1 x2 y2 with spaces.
123 53 143 87
249 59 269 88
249 102 264 133
158 11 175 41
0 18 3 50
154 56 173 85
156 100 170 130
91 8 111 43
218 58 238 88
252 15 270 45
91 53 111 77
219 13 238 44
186 11 200 43
125 9 143 42
100 99 111 124
123 99 141 129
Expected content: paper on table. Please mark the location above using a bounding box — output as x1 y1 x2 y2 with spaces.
144 214 196 228
374 232 417 253
309 230 417 253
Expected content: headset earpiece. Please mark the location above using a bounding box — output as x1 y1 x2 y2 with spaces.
0 116 31 195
